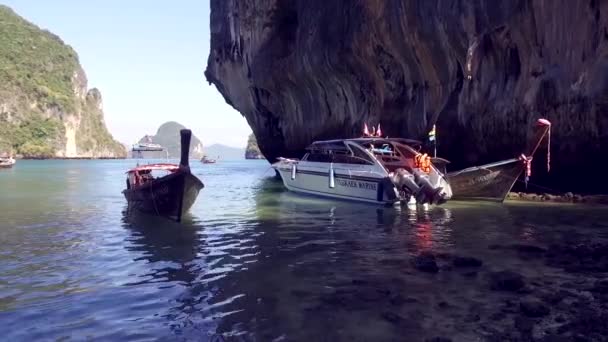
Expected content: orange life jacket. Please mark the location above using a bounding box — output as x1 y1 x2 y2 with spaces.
415 153 432 173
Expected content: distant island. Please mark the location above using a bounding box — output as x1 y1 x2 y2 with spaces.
245 133 264 159
132 124 267 161
0 5 125 159
134 121 204 159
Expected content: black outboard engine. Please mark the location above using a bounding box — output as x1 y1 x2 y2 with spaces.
391 168 447 205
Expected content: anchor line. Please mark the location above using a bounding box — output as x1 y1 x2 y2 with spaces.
488 169 563 195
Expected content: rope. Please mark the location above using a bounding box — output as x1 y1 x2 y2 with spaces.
514 178 561 194
489 167 563 195
547 127 551 172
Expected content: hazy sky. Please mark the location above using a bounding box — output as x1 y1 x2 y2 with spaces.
2 0 251 148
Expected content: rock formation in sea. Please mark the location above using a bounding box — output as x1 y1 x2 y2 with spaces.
0 5 125 159
137 121 204 159
245 133 264 159
205 0 608 193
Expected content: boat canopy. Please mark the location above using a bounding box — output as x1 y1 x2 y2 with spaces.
126 163 180 173
307 137 423 150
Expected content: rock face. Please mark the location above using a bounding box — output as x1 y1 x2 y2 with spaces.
137 122 204 159
245 133 264 159
0 5 125 158
205 0 608 193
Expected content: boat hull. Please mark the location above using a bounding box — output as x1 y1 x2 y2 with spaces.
122 170 204 220
447 118 551 202
448 159 523 202
275 164 398 205
0 159 15 168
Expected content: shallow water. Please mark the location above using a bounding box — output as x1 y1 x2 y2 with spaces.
1 160 607 341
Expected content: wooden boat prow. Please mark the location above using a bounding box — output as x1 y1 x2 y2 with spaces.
447 118 552 202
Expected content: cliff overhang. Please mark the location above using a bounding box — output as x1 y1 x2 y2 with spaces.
205 0 608 194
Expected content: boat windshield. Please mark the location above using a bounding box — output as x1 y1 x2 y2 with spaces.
352 141 419 172
303 141 374 165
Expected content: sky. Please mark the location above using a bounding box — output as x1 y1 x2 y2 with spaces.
2 0 251 148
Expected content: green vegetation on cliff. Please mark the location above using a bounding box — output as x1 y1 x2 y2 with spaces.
0 112 64 158
0 5 77 113
0 5 125 158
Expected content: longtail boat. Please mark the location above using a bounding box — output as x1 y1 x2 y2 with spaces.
447 118 552 202
122 129 204 221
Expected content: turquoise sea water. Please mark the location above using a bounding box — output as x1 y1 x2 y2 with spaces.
1 160 607 341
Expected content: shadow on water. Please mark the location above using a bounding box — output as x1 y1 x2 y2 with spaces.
120 208 226 339
121 208 202 285
120 204 264 340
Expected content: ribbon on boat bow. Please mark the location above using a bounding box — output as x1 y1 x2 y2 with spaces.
519 154 533 188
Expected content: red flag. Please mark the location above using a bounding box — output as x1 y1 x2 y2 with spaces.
363 123 370 136
376 124 382 137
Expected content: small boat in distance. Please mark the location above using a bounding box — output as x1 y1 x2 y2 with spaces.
0 155 15 168
132 136 163 152
122 129 204 222
200 155 217 164
272 125 452 206
447 118 552 202
132 142 163 151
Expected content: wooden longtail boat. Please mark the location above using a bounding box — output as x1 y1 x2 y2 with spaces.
122 129 204 221
447 118 552 202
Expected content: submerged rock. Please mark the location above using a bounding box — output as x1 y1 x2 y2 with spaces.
489 271 525 292
591 279 608 294
425 338 452 342
545 242 608 273
452 256 483 268
520 298 550 317
381 311 403 324
412 252 439 273
511 244 547 254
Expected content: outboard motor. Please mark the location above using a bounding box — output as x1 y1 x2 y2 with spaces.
412 169 448 205
391 168 448 205
390 168 420 198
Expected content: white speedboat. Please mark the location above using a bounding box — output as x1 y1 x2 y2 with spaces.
272 137 452 205
0 156 15 168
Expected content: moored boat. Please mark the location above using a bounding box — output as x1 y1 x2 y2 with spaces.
447 118 552 202
0 156 15 168
272 125 452 206
122 129 204 222
200 155 217 164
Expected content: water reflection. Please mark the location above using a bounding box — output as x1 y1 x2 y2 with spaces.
121 209 202 286
200 178 462 339
9 161 608 341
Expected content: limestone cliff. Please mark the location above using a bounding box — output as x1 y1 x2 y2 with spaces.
245 133 264 159
0 5 125 158
205 0 608 193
